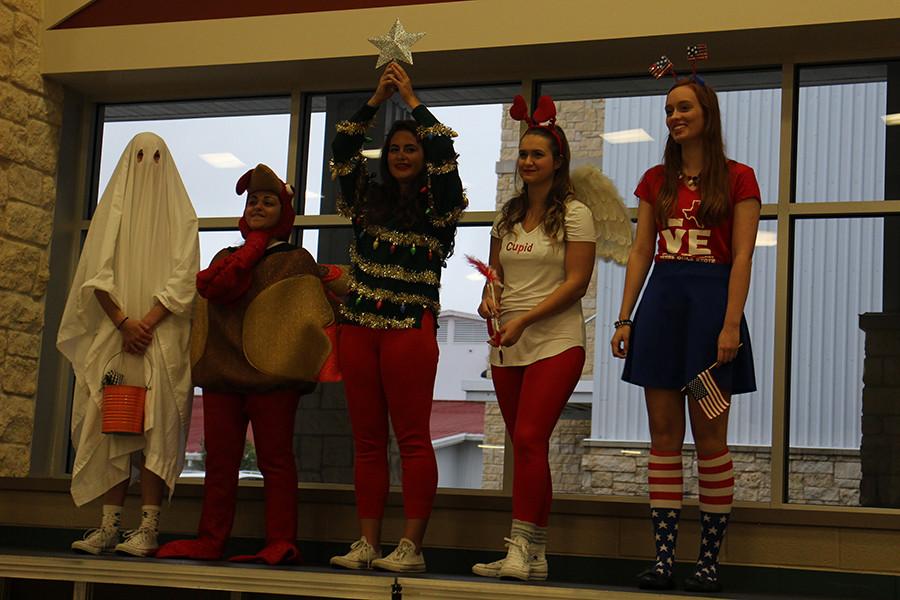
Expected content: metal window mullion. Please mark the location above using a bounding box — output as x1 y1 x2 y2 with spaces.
770 62 796 507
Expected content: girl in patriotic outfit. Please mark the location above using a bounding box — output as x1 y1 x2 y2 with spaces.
470 96 602 582
327 63 465 573
611 77 761 593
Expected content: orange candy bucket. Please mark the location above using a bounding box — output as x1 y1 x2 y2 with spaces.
101 353 152 435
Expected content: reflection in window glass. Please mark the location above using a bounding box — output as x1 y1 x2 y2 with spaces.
796 64 888 202
789 217 884 506
99 101 290 217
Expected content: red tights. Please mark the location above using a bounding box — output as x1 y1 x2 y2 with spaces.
338 311 439 520
199 390 300 547
491 346 585 527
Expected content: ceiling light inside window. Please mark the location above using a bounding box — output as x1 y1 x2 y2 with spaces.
199 153 245 168
882 113 900 126
600 129 654 144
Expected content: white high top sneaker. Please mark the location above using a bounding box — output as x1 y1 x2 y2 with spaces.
115 505 160 557
330 536 382 570
71 505 121 555
473 520 548 580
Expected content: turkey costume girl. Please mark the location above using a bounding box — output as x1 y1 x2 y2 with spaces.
157 164 340 565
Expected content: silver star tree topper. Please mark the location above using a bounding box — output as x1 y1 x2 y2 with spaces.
368 18 426 69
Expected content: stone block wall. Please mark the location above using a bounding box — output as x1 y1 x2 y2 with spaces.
0 0 64 476
481 401 862 506
858 312 900 507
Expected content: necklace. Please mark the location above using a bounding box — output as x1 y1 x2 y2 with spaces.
679 172 700 189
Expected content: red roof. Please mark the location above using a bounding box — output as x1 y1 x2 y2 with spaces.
430 400 484 441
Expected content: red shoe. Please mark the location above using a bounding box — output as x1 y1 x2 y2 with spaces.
228 540 302 566
155 538 224 561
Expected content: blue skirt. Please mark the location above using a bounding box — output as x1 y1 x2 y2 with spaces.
622 261 756 395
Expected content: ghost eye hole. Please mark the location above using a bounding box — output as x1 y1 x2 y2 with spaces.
137 149 144 162
153 150 161 163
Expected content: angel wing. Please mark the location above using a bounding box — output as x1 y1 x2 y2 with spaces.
570 165 633 265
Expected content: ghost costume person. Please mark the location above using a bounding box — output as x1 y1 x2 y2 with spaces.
57 132 199 557
157 164 339 566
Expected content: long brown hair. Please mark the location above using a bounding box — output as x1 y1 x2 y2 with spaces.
655 78 731 228
358 120 428 230
495 126 572 241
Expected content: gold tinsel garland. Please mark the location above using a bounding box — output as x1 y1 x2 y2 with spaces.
364 224 445 256
335 119 372 136
417 123 458 139
350 245 440 285
426 159 458 176
339 304 417 329
329 154 363 180
349 279 440 312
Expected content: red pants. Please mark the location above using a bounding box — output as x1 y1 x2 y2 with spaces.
492 346 585 527
200 390 300 546
338 311 439 520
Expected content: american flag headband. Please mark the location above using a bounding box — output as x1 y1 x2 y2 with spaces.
509 94 564 155
649 43 709 84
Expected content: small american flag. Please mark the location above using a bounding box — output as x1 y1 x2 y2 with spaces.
684 363 730 419
649 55 674 79
687 43 709 61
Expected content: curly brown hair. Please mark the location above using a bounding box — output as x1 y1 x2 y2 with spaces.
495 126 572 241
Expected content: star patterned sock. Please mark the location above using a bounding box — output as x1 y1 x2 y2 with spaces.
648 449 683 577
695 448 734 581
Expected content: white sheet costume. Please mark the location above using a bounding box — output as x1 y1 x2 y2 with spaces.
58 132 199 507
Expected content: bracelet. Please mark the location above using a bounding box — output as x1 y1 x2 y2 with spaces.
116 316 129 329
614 319 633 329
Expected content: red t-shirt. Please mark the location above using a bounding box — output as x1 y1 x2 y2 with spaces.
634 161 761 264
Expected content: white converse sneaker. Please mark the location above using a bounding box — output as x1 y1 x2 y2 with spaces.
371 538 425 573
71 527 120 555
472 557 505 577
330 536 381 570
497 535 548 581
114 527 158 557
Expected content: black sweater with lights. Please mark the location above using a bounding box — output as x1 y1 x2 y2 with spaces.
330 102 466 329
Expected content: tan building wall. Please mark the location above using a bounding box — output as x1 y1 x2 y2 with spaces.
0 0 63 476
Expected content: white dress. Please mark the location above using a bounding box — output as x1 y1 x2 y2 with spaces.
57 132 199 506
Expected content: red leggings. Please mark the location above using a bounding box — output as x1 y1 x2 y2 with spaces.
492 346 585 527
338 311 439 520
200 390 300 545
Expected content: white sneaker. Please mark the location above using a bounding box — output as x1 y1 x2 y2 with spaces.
330 536 381 570
71 527 119 555
371 538 425 573
497 536 548 581
114 527 158 557
472 557 506 577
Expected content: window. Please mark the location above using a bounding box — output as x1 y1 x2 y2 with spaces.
300 85 518 489
539 71 781 498
88 97 293 479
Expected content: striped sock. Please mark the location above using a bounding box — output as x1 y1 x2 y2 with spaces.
696 448 735 581
648 449 683 577
510 519 536 543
